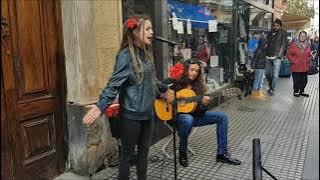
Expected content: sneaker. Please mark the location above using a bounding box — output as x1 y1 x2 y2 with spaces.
251 91 265 100
179 151 188 167
257 90 266 99
267 89 275 96
216 153 241 165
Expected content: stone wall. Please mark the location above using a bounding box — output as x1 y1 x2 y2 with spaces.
60 0 122 176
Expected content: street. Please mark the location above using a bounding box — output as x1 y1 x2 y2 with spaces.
89 75 319 179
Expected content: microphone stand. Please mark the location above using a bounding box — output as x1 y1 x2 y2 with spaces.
172 93 178 180
154 35 179 179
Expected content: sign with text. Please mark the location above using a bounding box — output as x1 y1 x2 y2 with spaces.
208 20 217 32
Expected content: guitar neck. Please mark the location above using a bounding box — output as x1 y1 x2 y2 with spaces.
178 96 201 103
176 87 241 104
178 93 219 103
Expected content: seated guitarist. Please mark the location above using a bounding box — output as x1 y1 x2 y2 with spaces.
164 58 241 167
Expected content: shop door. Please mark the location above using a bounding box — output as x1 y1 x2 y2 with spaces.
1 0 67 179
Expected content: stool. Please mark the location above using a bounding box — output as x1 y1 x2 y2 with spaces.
161 122 197 159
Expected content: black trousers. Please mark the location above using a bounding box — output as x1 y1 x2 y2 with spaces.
118 117 154 180
292 72 308 93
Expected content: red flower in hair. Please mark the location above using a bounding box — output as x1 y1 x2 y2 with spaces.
169 63 185 80
126 18 138 30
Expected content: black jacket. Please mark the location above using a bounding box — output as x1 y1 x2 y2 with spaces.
252 48 267 69
266 28 287 58
97 47 168 120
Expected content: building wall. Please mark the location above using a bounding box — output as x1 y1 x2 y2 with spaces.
94 1 122 93
274 0 282 20
62 0 122 105
60 0 122 175
308 0 319 36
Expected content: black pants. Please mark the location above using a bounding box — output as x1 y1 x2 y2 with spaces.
292 72 308 93
118 117 154 180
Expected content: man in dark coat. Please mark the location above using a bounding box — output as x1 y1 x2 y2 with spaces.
265 18 288 96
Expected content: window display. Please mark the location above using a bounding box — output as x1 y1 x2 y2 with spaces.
167 0 234 91
233 1 272 85
121 0 275 93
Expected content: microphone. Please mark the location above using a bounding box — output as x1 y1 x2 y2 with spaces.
154 36 178 45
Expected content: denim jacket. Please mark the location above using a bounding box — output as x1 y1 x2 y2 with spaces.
97 47 168 120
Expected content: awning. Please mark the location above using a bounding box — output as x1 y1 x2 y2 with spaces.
167 0 215 29
281 12 310 30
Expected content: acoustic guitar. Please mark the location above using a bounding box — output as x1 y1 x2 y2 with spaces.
154 87 242 121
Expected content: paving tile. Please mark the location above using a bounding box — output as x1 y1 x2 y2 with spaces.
87 75 319 180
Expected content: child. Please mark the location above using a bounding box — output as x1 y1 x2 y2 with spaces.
251 38 268 99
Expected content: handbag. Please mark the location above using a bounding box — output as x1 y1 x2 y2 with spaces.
308 51 319 75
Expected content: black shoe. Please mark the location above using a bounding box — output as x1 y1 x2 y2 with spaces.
267 89 275 96
299 93 309 97
179 152 188 167
293 93 300 97
216 153 241 165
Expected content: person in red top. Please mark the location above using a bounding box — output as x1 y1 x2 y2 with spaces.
195 35 211 63
286 31 312 97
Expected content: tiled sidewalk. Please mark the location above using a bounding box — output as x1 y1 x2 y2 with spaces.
59 75 319 180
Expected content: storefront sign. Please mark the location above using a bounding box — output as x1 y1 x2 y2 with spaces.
181 48 192 60
210 56 219 67
177 21 184 34
208 20 217 32
187 19 192 34
172 14 178 30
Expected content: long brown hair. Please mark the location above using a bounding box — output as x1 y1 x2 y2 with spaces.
119 15 154 83
171 58 207 95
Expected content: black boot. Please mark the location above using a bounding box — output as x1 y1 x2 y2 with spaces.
179 151 188 167
293 93 300 97
216 152 241 165
299 92 309 97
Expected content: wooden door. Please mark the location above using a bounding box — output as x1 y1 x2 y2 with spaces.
1 0 67 179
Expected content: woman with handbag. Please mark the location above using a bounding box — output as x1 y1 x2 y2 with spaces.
286 31 312 97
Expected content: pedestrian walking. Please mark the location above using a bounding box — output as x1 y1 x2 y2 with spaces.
265 18 288 96
250 38 267 100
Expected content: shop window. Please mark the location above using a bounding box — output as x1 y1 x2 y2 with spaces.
248 6 272 61
233 1 272 83
167 0 234 91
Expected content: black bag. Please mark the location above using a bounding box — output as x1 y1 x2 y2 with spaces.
308 58 319 75
109 117 121 139
105 104 121 138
